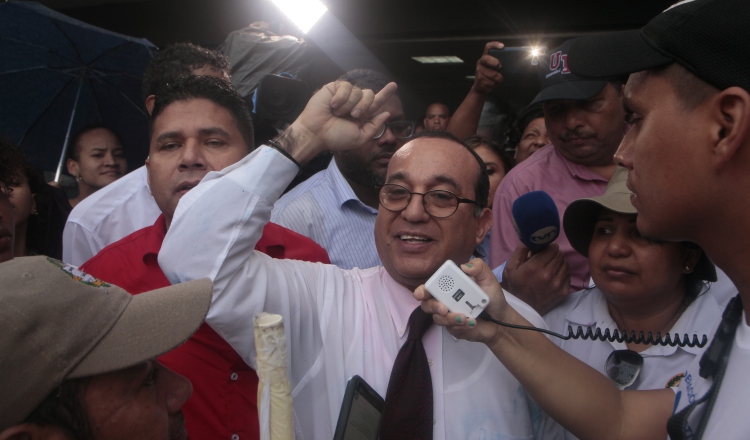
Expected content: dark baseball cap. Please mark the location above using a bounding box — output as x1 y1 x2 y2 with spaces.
528 38 617 106
567 0 750 93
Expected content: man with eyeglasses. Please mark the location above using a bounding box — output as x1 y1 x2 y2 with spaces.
271 68 417 269
158 82 547 439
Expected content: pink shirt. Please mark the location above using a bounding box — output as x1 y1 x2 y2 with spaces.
490 144 609 291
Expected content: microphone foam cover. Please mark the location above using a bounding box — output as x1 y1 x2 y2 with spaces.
511 191 560 251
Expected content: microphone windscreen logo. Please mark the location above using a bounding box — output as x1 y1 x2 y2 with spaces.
530 226 558 245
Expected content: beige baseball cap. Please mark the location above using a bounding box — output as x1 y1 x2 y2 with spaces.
0 256 213 431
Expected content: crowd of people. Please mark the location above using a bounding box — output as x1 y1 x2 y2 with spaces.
2 0 749 438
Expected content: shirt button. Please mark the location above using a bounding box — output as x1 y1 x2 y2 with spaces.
399 328 405 336
427 359 434 367
231 435 239 440
230 372 239 381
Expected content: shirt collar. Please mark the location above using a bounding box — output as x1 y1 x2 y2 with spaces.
327 159 378 213
380 268 422 338
565 286 721 356
142 214 168 264
554 147 611 183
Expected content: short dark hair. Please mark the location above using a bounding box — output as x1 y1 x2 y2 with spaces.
409 130 489 217
66 125 123 163
654 63 719 110
465 135 514 175
338 69 400 98
0 138 25 196
23 378 92 439
142 42 231 103
151 75 254 150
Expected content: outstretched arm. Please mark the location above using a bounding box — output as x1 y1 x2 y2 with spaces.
415 259 675 440
447 42 504 139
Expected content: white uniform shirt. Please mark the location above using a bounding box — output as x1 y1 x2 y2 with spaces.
161 147 548 440
62 166 160 265
541 287 724 439
671 307 749 439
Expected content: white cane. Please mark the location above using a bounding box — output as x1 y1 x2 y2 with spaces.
254 313 293 440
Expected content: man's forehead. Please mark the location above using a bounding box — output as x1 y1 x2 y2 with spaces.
384 95 405 118
427 104 448 113
155 98 231 124
151 99 239 144
387 138 474 184
623 71 651 103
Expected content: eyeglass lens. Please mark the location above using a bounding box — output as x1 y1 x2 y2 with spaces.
605 349 644 390
380 184 458 217
376 122 415 140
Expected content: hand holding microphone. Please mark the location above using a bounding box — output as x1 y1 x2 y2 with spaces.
511 191 560 253
503 191 570 315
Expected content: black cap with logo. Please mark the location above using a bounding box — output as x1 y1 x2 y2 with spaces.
529 38 621 106
567 0 750 93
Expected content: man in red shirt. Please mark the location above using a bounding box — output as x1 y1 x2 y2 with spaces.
82 75 329 440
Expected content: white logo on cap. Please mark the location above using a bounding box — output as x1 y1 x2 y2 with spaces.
665 0 695 12
547 51 571 78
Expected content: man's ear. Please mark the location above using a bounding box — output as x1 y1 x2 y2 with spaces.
712 87 750 169
66 158 79 178
145 95 156 115
475 207 493 245
0 423 68 439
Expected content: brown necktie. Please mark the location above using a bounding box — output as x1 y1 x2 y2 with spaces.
381 306 434 439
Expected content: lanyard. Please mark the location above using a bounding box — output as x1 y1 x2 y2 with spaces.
667 294 743 440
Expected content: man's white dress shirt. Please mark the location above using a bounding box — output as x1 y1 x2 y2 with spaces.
62 166 160 265
161 147 548 440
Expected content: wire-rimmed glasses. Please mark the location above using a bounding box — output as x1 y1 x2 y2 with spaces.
373 121 416 140
378 183 479 218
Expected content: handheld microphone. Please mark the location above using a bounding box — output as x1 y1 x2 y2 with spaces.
511 191 560 252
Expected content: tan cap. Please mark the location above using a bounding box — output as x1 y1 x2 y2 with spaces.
563 166 716 282
0 256 213 431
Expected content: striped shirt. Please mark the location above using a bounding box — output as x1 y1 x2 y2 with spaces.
271 159 381 270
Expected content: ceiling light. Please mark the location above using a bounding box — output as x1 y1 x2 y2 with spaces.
412 56 464 64
270 0 327 33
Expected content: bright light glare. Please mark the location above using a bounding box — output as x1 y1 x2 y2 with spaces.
530 47 540 57
271 0 327 33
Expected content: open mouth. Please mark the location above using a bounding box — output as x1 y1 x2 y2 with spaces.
176 181 200 193
398 234 433 244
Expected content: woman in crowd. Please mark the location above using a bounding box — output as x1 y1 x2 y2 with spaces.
510 103 549 164
547 166 720 401
465 135 513 263
66 125 127 207
2 138 70 259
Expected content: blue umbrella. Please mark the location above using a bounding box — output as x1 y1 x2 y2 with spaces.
0 1 156 180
